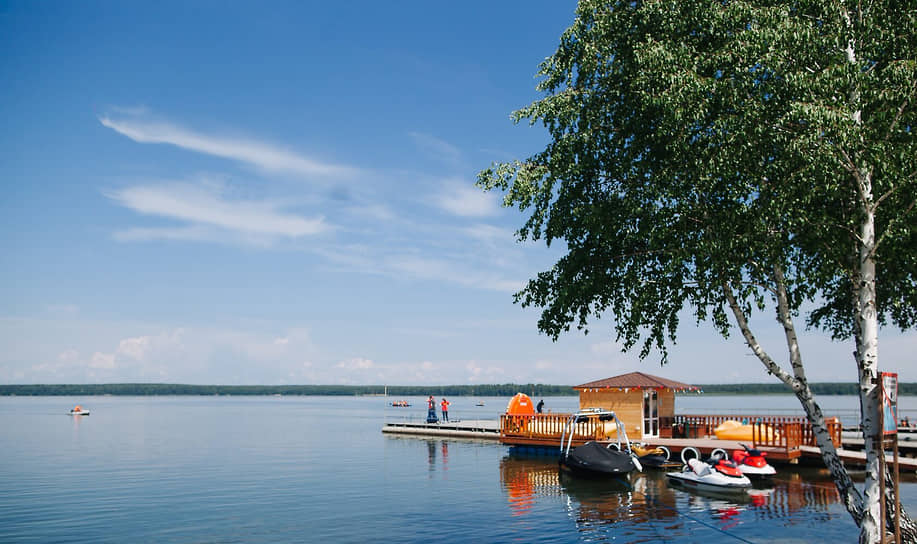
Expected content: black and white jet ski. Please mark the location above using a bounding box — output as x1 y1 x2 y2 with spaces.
666 457 752 492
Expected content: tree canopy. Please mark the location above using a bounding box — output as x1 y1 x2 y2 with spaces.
479 0 916 360
478 1 916 540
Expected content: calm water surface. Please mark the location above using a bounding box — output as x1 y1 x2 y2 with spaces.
1 395 914 543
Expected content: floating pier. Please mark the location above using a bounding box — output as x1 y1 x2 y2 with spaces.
382 419 500 440
381 415 917 472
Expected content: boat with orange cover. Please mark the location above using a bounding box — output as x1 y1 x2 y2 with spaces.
69 405 90 416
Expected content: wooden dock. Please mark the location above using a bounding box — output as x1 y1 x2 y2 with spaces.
638 438 917 471
797 446 917 471
498 412 917 472
382 419 500 440
380 414 917 472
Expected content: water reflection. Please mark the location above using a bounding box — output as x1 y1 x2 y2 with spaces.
424 439 450 478
500 453 850 541
427 440 436 476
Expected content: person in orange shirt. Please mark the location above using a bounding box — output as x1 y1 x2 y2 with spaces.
440 398 451 422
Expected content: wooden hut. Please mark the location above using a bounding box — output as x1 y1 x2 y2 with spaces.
574 372 699 440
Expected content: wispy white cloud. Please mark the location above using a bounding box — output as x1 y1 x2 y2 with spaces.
107 181 328 243
336 357 375 370
590 340 624 356
108 104 151 116
434 180 500 217
347 203 397 222
465 360 506 382
409 131 462 165
462 223 515 246
99 114 358 178
113 225 217 243
384 253 522 293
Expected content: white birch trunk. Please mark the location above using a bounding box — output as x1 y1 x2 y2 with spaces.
855 168 883 544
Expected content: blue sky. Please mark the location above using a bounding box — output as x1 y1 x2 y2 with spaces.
2 1 914 386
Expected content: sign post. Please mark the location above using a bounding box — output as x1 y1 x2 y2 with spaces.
879 372 900 544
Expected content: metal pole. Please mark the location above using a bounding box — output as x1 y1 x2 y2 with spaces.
894 434 900 544
879 395 886 544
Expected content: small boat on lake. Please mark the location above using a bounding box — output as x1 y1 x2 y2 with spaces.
69 405 90 416
559 409 640 478
390 400 411 407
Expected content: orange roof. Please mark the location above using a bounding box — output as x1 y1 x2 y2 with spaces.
574 371 699 391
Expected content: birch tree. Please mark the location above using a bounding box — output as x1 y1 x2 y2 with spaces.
477 1 916 541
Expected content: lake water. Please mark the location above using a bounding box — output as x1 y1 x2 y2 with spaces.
1 395 915 543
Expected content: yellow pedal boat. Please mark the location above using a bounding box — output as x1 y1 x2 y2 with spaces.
713 419 778 442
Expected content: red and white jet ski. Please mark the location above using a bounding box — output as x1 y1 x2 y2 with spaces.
666 456 752 492
731 444 777 479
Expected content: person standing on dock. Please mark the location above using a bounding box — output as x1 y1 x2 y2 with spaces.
440 398 450 422
427 395 438 423
537 399 544 414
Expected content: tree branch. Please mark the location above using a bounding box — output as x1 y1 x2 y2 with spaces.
884 78 916 143
772 265 807 387
721 282 795 387
872 198 917 258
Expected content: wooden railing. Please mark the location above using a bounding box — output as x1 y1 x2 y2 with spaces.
500 413 611 446
671 414 842 449
501 412 842 453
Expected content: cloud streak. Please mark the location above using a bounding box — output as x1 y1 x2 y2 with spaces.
108 181 328 242
434 181 500 217
409 131 462 165
100 115 358 179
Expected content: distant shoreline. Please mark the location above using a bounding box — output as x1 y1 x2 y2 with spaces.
1 383 913 396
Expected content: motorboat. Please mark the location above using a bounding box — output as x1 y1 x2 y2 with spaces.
390 400 411 407
714 419 779 442
69 405 90 416
731 444 777 479
666 457 752 492
559 409 640 478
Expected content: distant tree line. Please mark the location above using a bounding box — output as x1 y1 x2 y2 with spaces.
0 382 914 396
0 383 578 397
692 383 917 396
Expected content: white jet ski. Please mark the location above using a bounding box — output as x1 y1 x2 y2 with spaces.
666 457 752 492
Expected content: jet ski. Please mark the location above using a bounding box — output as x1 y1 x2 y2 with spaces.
626 443 679 469
731 444 777 479
559 409 640 478
666 457 752 492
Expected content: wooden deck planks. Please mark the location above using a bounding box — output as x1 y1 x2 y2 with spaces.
799 445 917 471
382 419 500 440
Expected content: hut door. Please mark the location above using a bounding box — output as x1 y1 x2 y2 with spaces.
643 390 659 437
